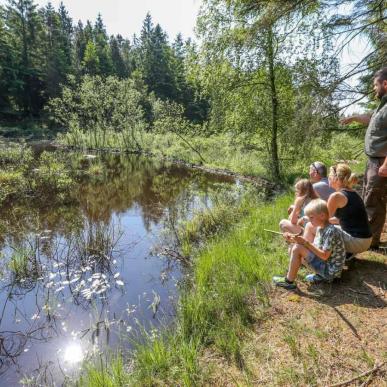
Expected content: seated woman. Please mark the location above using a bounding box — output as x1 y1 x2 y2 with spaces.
327 163 372 254
280 179 318 235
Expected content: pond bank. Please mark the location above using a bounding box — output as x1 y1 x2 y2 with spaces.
52 141 279 195
78 193 294 385
0 144 254 385
78 189 387 386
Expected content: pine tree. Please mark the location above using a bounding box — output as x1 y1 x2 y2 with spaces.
110 35 127 78
58 2 73 72
82 40 100 75
40 2 70 98
73 20 86 77
5 0 45 115
93 13 112 75
138 14 177 100
0 6 19 116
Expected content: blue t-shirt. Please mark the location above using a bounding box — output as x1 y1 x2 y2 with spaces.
313 178 335 201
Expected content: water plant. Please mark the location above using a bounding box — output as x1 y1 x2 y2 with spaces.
8 247 35 282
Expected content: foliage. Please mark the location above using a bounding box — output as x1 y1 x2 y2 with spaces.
0 141 74 205
49 75 147 150
32 151 74 193
195 0 341 179
0 3 207 123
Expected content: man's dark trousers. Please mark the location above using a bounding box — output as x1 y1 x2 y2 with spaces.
363 157 387 246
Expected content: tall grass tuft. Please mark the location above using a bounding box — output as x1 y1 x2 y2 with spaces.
77 355 130 387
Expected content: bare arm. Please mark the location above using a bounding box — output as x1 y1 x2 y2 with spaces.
327 192 347 224
294 235 331 261
289 196 304 225
340 113 372 126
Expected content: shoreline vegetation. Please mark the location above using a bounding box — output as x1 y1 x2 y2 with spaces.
1 0 385 384
77 192 294 386
0 130 373 387
75 174 386 387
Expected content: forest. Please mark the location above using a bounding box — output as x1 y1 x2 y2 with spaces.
0 1 386 386
1 0 385 180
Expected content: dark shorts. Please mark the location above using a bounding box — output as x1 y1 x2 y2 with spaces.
304 253 335 281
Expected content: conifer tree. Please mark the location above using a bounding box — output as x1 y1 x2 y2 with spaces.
82 40 100 75
94 13 112 75
40 2 69 98
5 0 45 115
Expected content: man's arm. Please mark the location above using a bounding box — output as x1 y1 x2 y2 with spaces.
340 113 372 126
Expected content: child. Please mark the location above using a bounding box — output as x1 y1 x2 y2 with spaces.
279 179 318 235
273 199 346 290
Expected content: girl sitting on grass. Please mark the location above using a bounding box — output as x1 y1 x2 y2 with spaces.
273 199 346 290
279 178 318 235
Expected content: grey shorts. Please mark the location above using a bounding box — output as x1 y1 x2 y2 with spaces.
334 226 372 254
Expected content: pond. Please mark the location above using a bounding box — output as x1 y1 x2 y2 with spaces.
0 151 240 385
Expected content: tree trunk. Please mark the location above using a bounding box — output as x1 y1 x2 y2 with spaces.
267 27 280 181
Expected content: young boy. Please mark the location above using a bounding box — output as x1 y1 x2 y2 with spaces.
273 199 346 290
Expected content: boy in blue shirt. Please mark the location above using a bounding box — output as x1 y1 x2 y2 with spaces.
273 199 346 290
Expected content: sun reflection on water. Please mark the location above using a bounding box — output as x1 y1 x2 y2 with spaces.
63 342 84 364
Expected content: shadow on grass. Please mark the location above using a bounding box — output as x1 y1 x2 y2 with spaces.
296 257 387 310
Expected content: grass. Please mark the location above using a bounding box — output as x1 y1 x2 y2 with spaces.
77 355 131 387
76 186 387 386
8 248 33 281
58 128 368 180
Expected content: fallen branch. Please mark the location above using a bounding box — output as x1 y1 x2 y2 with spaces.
329 361 386 387
347 288 371 296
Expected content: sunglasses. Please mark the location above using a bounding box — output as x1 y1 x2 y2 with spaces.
311 162 320 174
330 165 337 176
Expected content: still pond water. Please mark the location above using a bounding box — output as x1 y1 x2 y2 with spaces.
0 152 237 386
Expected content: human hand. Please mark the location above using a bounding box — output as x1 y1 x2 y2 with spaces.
378 164 387 177
339 116 353 125
294 235 307 245
283 232 295 243
287 205 295 215
297 217 305 226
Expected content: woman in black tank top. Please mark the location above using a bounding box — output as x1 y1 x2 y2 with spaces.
327 163 372 254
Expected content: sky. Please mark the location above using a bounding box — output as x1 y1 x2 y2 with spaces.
31 0 202 41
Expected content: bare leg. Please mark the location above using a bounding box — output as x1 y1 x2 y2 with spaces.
287 243 309 282
279 219 303 235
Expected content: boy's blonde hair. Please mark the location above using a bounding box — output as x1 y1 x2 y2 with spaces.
329 163 358 188
304 199 329 217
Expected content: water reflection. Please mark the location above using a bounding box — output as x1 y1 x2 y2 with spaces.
0 152 237 385
63 342 83 365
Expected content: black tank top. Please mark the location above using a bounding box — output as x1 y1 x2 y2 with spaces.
335 190 372 238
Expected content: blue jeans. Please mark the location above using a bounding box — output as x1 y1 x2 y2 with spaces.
304 253 335 281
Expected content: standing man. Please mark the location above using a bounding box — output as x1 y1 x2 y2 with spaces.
309 161 335 201
341 67 387 249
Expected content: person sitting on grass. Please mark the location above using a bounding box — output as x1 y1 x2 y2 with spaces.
279 178 318 235
327 163 372 255
273 199 346 290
